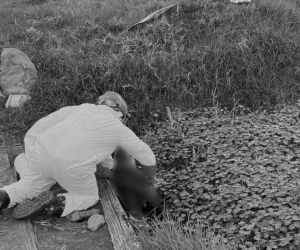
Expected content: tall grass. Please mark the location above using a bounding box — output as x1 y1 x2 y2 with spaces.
0 0 299 138
134 212 236 250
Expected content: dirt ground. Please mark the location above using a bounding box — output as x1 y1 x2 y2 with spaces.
1 205 113 250
33 205 113 250
33 183 114 250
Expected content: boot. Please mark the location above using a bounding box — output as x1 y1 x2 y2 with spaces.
13 191 65 220
0 190 10 210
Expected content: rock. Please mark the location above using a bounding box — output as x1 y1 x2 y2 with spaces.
66 208 100 222
79 208 100 219
0 48 38 108
66 212 82 222
87 214 106 232
5 94 31 108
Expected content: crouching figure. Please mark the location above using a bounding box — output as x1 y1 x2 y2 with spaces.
0 91 159 220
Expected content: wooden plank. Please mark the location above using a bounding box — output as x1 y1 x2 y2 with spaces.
98 179 141 250
0 142 38 250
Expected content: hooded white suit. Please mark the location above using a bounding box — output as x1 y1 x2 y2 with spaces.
1 104 156 216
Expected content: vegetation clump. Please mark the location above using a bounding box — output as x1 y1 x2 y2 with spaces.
143 104 300 249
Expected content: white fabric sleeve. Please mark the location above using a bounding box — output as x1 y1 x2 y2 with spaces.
24 106 77 149
118 125 156 167
99 155 114 169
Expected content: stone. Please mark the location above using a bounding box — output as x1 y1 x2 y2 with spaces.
87 214 106 232
66 208 100 222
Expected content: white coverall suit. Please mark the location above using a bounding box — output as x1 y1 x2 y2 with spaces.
1 104 156 216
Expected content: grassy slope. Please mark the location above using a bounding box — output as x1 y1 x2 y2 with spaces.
0 0 299 143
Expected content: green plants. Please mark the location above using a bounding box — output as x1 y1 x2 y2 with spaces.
1 0 299 139
143 104 300 249
134 212 236 250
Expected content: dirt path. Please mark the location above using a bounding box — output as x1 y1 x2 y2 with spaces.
34 203 113 250
33 185 114 250
35 217 112 250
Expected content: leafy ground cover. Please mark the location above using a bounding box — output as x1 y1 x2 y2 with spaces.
143 103 300 249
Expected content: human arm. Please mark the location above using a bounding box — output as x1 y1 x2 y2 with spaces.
118 125 157 181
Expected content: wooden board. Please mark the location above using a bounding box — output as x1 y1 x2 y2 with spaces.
98 180 141 250
0 142 38 250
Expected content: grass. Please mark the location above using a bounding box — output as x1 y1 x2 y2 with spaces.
0 0 299 139
0 0 298 248
133 212 236 250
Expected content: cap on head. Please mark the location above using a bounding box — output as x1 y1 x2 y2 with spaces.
97 91 129 118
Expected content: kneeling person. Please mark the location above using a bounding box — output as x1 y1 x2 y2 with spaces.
0 91 156 219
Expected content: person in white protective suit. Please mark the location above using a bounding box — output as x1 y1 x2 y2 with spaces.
0 91 157 219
